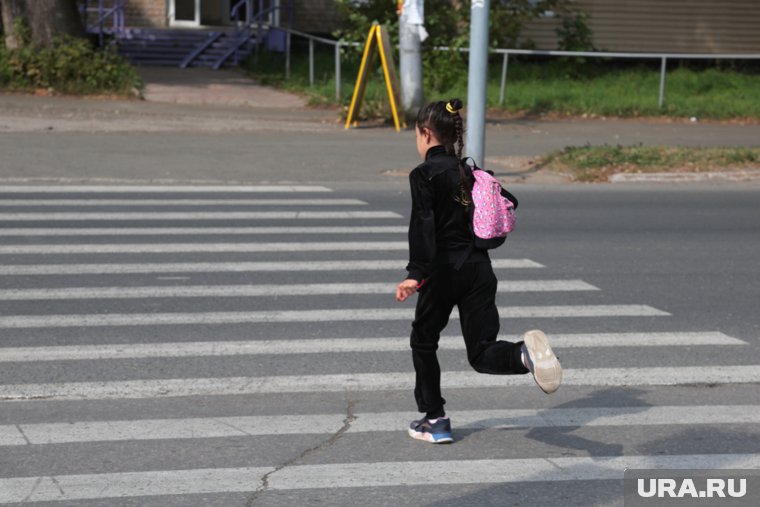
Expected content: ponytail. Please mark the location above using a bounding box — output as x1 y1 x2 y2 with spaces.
415 98 473 208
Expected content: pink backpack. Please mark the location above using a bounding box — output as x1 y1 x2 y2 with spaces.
468 161 517 249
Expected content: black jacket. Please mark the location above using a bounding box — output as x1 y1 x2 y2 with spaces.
405 145 489 282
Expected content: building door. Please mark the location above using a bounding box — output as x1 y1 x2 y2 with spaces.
170 0 233 26
170 0 200 26
202 0 231 25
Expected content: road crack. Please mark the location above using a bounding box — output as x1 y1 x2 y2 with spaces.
213 418 255 438
20 476 43 502
50 476 65 496
245 399 357 507
15 424 31 445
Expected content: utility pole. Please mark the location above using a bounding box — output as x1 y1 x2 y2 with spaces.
398 0 426 121
466 0 490 166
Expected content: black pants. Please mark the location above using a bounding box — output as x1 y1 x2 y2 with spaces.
410 262 529 419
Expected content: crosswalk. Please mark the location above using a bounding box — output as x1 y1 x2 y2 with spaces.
0 184 757 506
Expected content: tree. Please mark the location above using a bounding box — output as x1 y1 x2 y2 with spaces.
333 0 570 93
1 0 84 48
0 0 26 48
334 0 570 50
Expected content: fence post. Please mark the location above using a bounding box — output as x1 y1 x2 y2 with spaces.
255 19 261 64
98 0 104 46
499 52 509 105
335 43 341 102
309 38 314 87
659 57 667 108
285 31 291 79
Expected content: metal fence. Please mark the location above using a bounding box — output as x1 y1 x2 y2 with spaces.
489 49 760 108
270 31 760 108
271 26 361 101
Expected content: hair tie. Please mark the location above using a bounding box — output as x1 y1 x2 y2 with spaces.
445 102 458 114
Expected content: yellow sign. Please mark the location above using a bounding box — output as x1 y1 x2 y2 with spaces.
345 24 406 132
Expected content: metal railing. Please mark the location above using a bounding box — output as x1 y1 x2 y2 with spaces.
229 1 360 98
246 28 760 108
267 26 361 101
231 0 294 26
437 47 760 108
81 0 125 45
230 0 295 67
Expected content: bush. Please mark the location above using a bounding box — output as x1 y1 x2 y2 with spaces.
0 48 11 86
556 10 596 52
0 21 142 97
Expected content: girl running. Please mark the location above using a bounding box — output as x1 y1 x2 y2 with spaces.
396 98 563 444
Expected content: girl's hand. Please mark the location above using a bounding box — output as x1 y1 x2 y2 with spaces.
396 279 420 302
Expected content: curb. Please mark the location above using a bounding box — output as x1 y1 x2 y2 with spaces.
609 170 760 183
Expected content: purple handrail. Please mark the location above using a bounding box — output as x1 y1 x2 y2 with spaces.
229 0 294 64
81 0 125 44
230 0 294 32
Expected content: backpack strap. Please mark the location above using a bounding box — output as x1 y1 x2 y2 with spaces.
454 155 477 271
463 157 519 210
461 157 477 173
501 187 518 209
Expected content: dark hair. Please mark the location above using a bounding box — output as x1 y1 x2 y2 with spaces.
415 98 472 207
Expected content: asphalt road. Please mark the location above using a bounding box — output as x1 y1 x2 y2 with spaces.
3 93 760 185
2 89 760 506
0 183 758 507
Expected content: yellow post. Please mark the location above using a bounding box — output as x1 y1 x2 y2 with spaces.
345 25 379 130
376 25 405 131
345 24 407 132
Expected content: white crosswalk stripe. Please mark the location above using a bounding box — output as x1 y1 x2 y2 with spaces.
0 225 410 236
252 454 760 490
0 258 544 275
0 185 332 193
0 211 401 221
0 198 367 206
2 333 741 362
3 366 759 401
0 405 756 445
0 185 755 505
2 454 760 503
0 305 669 328
0 280 598 300
0 241 408 254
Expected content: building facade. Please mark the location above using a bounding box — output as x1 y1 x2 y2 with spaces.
123 0 342 34
120 0 759 53
522 0 760 54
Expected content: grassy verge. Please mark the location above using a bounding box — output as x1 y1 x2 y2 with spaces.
243 46 393 118
0 35 142 98
540 145 760 182
489 62 760 119
244 47 760 121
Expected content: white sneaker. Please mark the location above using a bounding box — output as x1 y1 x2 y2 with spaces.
522 329 562 394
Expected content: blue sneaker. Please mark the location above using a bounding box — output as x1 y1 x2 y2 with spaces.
408 416 454 444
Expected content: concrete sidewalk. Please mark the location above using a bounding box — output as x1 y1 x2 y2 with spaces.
139 67 307 109
1 67 759 185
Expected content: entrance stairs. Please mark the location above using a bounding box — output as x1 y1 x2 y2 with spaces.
115 28 258 69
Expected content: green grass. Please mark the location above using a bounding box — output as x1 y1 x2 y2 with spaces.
244 46 396 118
491 64 760 118
541 145 760 182
244 47 760 120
